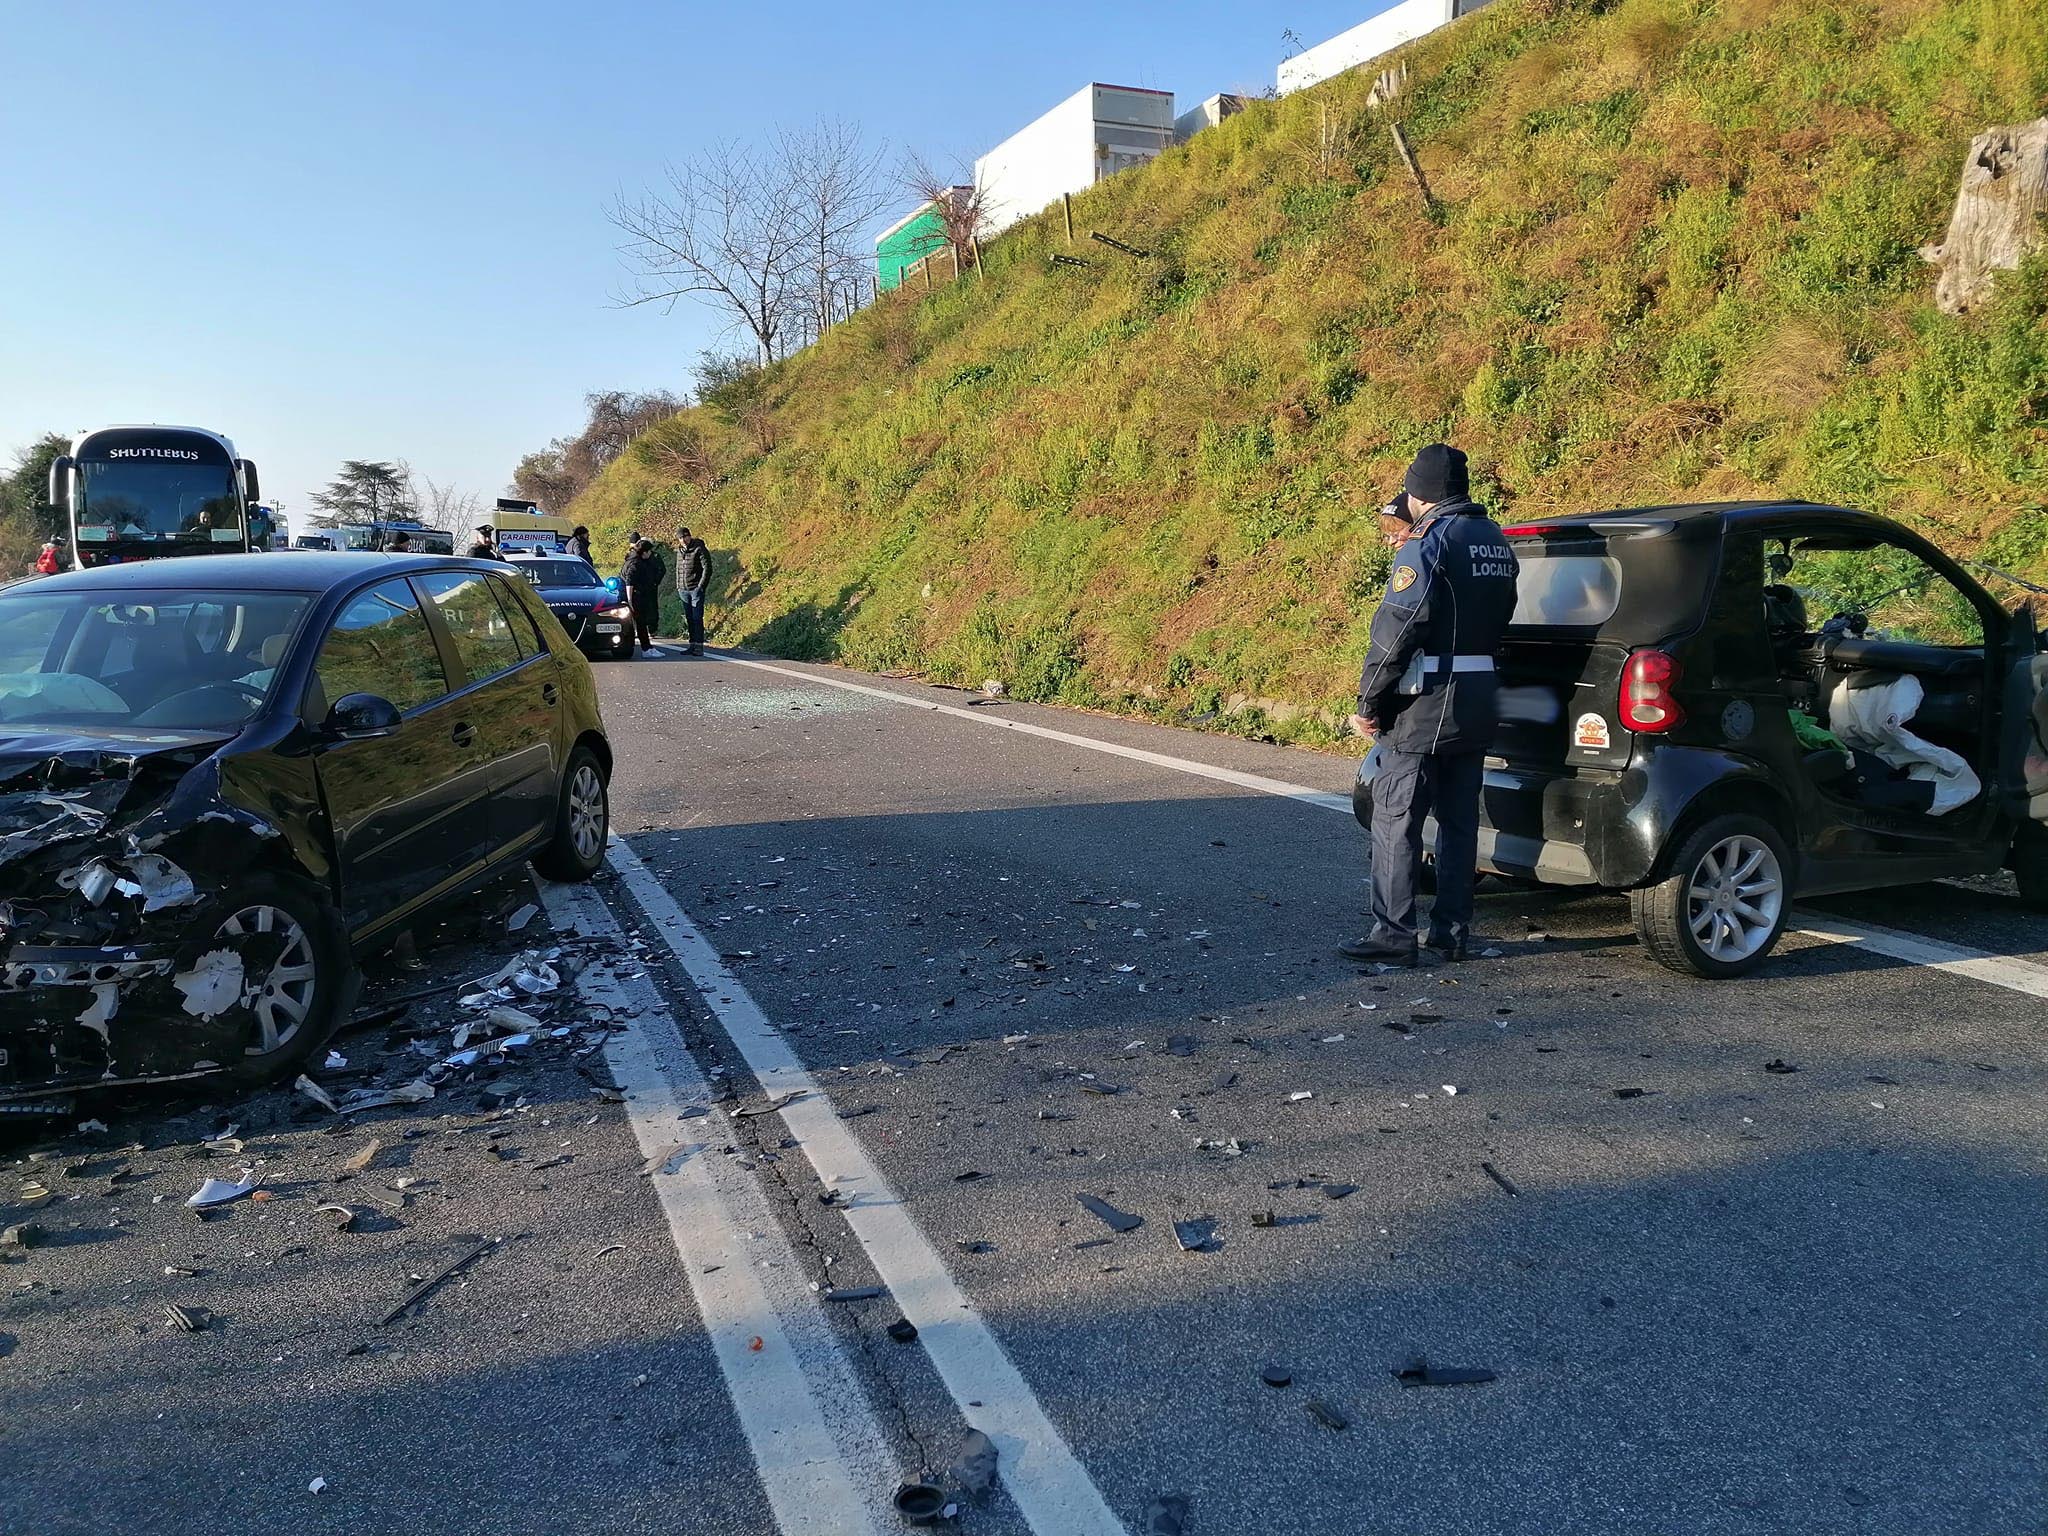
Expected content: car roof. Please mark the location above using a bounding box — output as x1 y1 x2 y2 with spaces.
7 553 509 595
1505 499 1886 531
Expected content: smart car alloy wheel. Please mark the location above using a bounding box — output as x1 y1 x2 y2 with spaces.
1684 833 1783 963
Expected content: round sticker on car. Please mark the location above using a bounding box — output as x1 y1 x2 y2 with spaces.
1574 712 1612 750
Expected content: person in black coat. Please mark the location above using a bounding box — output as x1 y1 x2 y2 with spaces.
620 538 666 657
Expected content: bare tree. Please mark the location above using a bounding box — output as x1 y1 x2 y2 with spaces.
609 143 808 365
900 150 992 278
782 120 891 342
410 469 483 533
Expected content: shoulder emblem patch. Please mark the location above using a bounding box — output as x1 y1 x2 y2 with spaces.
1391 565 1418 593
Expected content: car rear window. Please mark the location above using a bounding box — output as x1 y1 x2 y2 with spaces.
1511 553 1621 627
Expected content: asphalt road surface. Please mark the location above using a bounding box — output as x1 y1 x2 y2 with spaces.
3 647 2043 1536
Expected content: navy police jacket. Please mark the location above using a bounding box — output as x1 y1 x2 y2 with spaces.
1357 498 1520 753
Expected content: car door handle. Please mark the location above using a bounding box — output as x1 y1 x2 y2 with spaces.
451 722 477 748
542 682 559 705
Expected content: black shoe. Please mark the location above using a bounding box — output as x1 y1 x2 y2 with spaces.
1338 934 1418 965
1423 933 1467 963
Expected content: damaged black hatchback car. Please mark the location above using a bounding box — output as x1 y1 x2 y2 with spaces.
0 554 612 1100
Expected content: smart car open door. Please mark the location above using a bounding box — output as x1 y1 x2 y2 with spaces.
2001 603 2048 823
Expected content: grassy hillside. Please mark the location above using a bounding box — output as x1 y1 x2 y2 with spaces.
574 0 2048 746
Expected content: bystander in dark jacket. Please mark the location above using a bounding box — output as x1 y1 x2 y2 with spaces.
620 539 666 656
673 527 712 654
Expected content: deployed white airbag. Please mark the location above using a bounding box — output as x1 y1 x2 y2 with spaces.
1828 672 1981 813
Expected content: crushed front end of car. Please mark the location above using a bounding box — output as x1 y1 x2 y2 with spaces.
0 736 317 1100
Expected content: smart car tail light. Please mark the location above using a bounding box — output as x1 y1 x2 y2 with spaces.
1620 649 1685 732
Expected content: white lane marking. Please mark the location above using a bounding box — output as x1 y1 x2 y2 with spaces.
709 651 1351 815
536 874 896 1536
1788 915 2048 999
707 651 2048 1005
604 836 1131 1536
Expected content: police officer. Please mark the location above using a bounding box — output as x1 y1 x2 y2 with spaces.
1341 444 1519 964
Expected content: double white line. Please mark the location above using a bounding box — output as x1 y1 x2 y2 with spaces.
543 844 1129 1536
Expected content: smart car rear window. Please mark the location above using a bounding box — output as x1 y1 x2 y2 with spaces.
1510 553 1622 627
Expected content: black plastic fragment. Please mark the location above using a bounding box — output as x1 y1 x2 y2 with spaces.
1322 1182 1358 1200
1172 1217 1216 1252
1145 1493 1191 1536
822 1285 885 1302
893 1482 946 1524
1480 1161 1520 1196
886 1318 919 1344
1260 1363 1292 1388
1763 1059 1799 1074
1250 1210 1276 1228
1076 1193 1142 1233
1165 1036 1196 1057
1393 1354 1497 1387
1307 1397 1349 1430
1612 1087 1649 1099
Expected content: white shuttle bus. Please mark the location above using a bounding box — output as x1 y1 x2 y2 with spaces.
47 425 260 568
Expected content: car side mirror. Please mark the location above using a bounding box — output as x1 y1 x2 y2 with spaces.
325 692 401 740
47 455 73 509
604 576 624 598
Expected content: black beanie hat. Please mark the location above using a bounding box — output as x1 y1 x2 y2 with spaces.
1404 443 1469 504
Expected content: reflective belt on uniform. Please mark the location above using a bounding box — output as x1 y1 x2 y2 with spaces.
1398 654 1495 693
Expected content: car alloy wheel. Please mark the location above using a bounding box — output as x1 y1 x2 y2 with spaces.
1684 833 1783 964
568 762 606 863
217 903 320 1056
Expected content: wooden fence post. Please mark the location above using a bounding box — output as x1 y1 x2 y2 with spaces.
1062 192 1074 244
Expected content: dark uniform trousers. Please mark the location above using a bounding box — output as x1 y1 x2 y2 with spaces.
1356 498 1519 946
1371 747 1486 942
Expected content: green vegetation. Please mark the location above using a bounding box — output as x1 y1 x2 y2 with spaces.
569 0 2048 746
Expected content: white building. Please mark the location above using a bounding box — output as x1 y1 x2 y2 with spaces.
1173 93 1247 144
1278 0 1495 95
974 83 1176 238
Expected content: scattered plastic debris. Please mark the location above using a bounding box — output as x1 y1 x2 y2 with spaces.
1172 1217 1217 1252
186 1173 259 1209
1764 1059 1799 1074
1260 1363 1292 1388
894 1483 946 1525
1287 1091 1314 1103
947 1428 998 1505
1480 1162 1520 1197
76 1118 108 1135
1440 1085 1458 1097
1193 1137 1246 1157
1145 1494 1192 1536
1076 1193 1142 1233
1250 1210 1276 1228
1322 1183 1358 1201
164 1303 209 1333
507 903 539 933
315 1203 360 1233
886 1318 919 1343
339 1139 382 1177
822 1286 885 1303
377 1234 498 1325
1 1221 41 1252
307 1477 328 1495
1393 1355 1498 1387
294 1075 339 1113
1612 1087 1649 1100
337 1079 435 1113
1307 1398 1349 1431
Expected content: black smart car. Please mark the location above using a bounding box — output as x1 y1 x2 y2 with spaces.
505 552 636 661
0 553 613 1098
1355 501 2048 977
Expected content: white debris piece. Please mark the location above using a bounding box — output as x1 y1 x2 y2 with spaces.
173 949 246 1019
307 1477 327 1495
1288 1091 1314 1103
186 1172 259 1208
336 1079 436 1113
1441 1085 1458 1097
507 903 539 933
295 1075 339 1112
122 853 200 912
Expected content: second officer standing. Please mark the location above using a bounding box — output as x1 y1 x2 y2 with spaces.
1341 443 1519 965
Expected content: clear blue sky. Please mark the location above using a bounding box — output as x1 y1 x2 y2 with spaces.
0 1 1382 527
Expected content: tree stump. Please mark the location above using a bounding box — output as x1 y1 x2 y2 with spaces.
1920 118 2048 315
